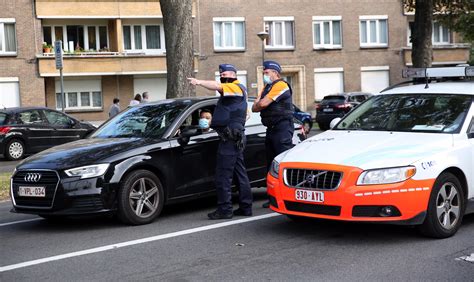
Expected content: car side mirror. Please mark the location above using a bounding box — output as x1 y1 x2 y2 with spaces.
330 117 342 129
177 126 200 146
467 132 474 139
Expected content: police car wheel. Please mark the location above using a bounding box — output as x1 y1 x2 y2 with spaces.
418 172 465 238
117 169 164 225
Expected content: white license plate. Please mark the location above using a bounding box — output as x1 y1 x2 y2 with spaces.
295 189 324 203
323 108 333 112
18 186 46 197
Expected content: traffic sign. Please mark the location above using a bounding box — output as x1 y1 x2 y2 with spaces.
54 41 63 70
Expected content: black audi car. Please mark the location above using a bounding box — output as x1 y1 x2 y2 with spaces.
10 97 304 225
0 107 95 160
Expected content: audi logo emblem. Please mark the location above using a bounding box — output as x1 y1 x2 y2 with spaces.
24 173 42 182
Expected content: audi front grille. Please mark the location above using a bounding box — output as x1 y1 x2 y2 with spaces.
11 170 60 209
284 168 342 190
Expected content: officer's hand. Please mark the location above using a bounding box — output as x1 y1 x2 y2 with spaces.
187 77 200 86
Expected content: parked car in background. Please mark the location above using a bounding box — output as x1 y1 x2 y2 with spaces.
315 92 372 130
10 97 305 225
293 105 313 134
0 107 95 160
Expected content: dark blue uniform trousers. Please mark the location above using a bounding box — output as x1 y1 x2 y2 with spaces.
215 137 252 214
265 119 294 171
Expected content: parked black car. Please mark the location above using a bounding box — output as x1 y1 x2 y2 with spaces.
315 92 372 130
0 107 95 160
10 97 304 225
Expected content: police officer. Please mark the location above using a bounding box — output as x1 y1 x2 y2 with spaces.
187 64 253 219
252 60 294 208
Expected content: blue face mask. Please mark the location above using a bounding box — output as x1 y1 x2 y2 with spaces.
199 118 209 129
263 75 272 85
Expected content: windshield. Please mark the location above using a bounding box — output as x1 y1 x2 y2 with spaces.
322 96 345 104
335 94 472 133
92 101 190 138
0 113 6 125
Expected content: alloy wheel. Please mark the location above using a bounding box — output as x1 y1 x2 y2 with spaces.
435 182 460 230
128 177 159 218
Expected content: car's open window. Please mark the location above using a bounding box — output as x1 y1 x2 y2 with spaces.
335 94 472 133
174 105 216 137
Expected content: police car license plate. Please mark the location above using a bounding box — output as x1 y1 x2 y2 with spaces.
295 189 324 203
323 108 333 112
18 186 45 197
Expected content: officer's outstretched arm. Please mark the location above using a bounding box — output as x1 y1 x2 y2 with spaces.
252 96 273 112
187 78 223 92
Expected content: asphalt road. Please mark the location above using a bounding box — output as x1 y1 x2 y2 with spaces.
1 191 474 281
1 127 474 280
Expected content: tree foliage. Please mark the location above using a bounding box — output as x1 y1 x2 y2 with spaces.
404 0 474 67
160 0 195 98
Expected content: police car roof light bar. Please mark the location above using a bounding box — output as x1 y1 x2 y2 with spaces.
402 66 474 79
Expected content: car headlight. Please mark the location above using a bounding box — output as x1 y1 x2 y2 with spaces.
357 166 416 185
65 164 110 179
269 159 280 178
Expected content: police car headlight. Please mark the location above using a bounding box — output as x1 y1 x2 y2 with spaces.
65 164 109 179
357 166 416 185
269 160 280 179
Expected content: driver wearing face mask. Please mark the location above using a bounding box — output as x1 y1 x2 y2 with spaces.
198 109 212 133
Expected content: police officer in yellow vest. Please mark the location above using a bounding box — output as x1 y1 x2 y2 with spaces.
252 60 294 208
187 64 252 219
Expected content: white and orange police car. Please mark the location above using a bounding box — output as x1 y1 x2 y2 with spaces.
267 66 474 238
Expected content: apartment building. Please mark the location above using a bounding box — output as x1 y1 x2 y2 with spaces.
195 0 471 113
0 0 44 108
0 0 470 121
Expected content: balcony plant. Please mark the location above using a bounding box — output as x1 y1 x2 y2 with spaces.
42 42 53 53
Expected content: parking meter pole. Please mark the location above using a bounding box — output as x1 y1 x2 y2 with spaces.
54 40 65 112
60 68 65 113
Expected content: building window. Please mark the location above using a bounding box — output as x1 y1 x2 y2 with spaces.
123 24 165 54
312 16 342 49
359 16 388 47
360 66 389 93
43 25 109 52
432 22 450 44
314 68 344 102
264 17 295 50
55 79 102 110
407 21 451 46
213 17 245 51
0 19 17 54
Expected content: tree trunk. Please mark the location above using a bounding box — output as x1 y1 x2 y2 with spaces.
160 0 195 98
411 0 434 68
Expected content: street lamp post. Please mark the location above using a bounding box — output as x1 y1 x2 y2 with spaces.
257 31 269 66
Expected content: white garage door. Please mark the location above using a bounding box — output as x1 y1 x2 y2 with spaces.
314 68 344 101
0 80 20 107
134 76 167 102
361 66 390 94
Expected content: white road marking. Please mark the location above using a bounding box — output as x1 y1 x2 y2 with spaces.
0 212 281 273
0 218 42 227
456 253 474 263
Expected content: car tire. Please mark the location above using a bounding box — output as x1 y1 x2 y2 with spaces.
303 120 312 134
317 122 329 131
117 169 164 225
6 139 25 160
417 172 465 238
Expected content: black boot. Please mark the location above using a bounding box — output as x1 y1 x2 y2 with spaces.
207 210 233 220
